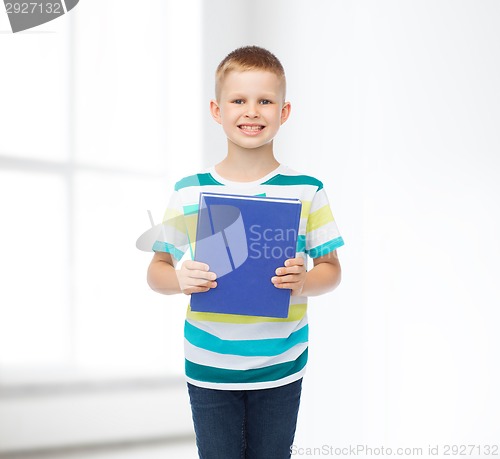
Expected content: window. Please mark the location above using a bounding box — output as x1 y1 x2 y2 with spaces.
0 1 202 384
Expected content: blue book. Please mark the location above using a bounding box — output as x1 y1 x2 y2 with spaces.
190 192 302 318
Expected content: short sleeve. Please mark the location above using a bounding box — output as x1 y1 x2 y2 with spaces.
152 190 189 262
305 187 344 258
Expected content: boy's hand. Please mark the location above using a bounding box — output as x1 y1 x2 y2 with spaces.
271 257 306 296
176 260 217 295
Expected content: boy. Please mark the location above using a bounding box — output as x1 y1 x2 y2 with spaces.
147 46 344 458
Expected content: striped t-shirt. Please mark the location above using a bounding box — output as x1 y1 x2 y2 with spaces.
153 164 344 390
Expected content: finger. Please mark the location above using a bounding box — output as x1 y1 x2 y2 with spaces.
272 274 300 284
185 276 217 287
275 265 304 276
184 286 210 295
284 257 304 267
178 269 216 281
184 281 217 294
183 260 210 271
190 270 217 281
272 281 294 290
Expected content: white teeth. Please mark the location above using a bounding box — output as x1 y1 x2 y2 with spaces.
239 125 263 131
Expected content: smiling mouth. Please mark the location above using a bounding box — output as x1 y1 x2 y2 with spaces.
238 124 265 132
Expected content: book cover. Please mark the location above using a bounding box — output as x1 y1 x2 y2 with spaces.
190 192 302 318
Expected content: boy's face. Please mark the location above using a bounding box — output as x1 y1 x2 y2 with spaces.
210 70 291 151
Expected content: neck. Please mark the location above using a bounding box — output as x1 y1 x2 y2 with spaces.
215 141 280 182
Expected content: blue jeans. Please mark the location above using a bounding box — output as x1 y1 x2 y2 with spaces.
187 378 302 459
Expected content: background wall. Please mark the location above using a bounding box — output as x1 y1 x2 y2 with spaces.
202 0 500 450
1 0 499 455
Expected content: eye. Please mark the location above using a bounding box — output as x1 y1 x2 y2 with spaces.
260 99 272 105
232 99 244 104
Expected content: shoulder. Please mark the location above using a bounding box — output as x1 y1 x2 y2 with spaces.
174 169 222 191
263 165 324 191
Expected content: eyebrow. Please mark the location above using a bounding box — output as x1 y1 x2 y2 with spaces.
226 92 279 99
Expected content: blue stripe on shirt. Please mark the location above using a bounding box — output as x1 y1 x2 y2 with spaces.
308 236 345 258
152 241 185 260
184 320 308 356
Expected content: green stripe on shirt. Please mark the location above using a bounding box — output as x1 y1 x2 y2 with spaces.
175 173 224 191
185 348 308 384
261 174 323 190
183 204 199 215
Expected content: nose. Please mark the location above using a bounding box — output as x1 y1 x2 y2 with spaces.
245 102 260 118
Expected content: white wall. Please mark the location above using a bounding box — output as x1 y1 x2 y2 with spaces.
202 0 500 451
201 0 255 167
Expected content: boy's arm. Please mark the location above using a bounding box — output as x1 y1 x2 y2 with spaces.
302 250 341 296
147 252 217 295
272 250 341 297
147 252 181 295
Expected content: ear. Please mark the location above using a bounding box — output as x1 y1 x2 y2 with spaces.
280 101 291 125
210 99 222 124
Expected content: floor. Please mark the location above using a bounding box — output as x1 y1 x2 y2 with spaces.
0 440 198 459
